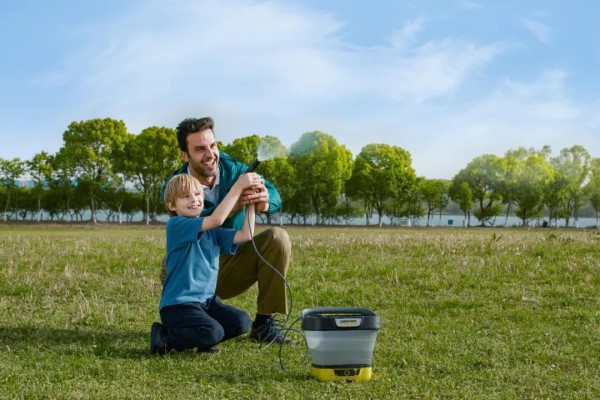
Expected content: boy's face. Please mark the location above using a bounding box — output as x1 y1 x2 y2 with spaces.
167 188 204 217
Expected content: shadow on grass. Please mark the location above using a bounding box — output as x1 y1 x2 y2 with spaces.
0 325 149 359
0 325 316 381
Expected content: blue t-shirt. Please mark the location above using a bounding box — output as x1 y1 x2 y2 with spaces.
159 216 238 310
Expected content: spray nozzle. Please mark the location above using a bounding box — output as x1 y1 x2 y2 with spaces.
247 159 261 172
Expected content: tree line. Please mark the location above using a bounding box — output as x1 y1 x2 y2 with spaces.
1 118 599 227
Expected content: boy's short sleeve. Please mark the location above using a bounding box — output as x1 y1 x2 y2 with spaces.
213 227 238 255
166 217 203 251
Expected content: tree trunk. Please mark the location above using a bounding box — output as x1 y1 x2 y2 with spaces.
90 196 98 223
3 191 11 221
504 201 512 226
145 195 150 225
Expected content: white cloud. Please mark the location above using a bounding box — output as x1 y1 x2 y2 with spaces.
462 1 482 10
312 66 599 180
520 19 551 44
404 69 597 178
42 1 350 127
41 2 509 134
501 69 581 120
369 39 507 102
389 18 425 49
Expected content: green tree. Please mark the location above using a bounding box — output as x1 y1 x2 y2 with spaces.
0 158 26 221
550 145 591 227
100 181 127 223
586 157 600 228
347 144 416 226
346 162 373 226
334 194 363 225
420 179 450 227
401 178 424 226
59 118 129 223
43 187 68 221
502 147 554 226
48 151 78 221
289 131 353 225
544 175 569 227
452 154 505 226
287 189 313 225
222 134 261 165
121 190 144 222
17 187 37 220
449 181 473 226
26 152 54 222
122 126 179 223
70 183 89 221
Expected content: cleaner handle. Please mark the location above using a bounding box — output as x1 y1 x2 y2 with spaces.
301 307 377 318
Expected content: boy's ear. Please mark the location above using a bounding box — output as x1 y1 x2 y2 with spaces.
166 201 176 212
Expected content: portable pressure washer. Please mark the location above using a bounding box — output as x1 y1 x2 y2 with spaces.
301 307 381 382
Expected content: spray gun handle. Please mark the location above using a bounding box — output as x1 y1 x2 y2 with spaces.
247 159 260 172
301 307 377 319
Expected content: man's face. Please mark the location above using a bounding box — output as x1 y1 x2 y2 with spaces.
181 129 219 185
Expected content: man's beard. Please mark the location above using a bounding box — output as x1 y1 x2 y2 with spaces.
191 160 217 178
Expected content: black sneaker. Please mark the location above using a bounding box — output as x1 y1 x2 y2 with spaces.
249 316 293 344
150 322 168 355
197 345 220 354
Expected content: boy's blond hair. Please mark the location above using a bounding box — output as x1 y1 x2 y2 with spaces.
164 174 204 213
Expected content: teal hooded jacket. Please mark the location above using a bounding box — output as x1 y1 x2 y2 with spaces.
161 151 282 229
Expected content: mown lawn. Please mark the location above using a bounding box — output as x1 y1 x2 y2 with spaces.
0 224 598 399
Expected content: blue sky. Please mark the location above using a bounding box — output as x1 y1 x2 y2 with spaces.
1 0 598 178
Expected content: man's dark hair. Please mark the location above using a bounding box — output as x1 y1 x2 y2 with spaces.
176 117 215 152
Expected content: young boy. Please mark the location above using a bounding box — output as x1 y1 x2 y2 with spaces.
150 172 261 355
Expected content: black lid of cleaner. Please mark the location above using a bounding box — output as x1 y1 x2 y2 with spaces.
301 307 381 331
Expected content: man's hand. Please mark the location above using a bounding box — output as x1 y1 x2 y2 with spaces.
240 187 270 212
228 174 270 216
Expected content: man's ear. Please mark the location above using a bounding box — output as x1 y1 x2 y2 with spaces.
180 151 189 162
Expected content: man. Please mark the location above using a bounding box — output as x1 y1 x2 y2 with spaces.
160 117 292 344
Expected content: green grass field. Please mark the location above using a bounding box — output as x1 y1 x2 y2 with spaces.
1 225 599 399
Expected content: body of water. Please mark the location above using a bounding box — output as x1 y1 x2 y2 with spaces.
5 211 599 229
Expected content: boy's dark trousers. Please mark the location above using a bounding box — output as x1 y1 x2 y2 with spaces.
159 296 252 351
